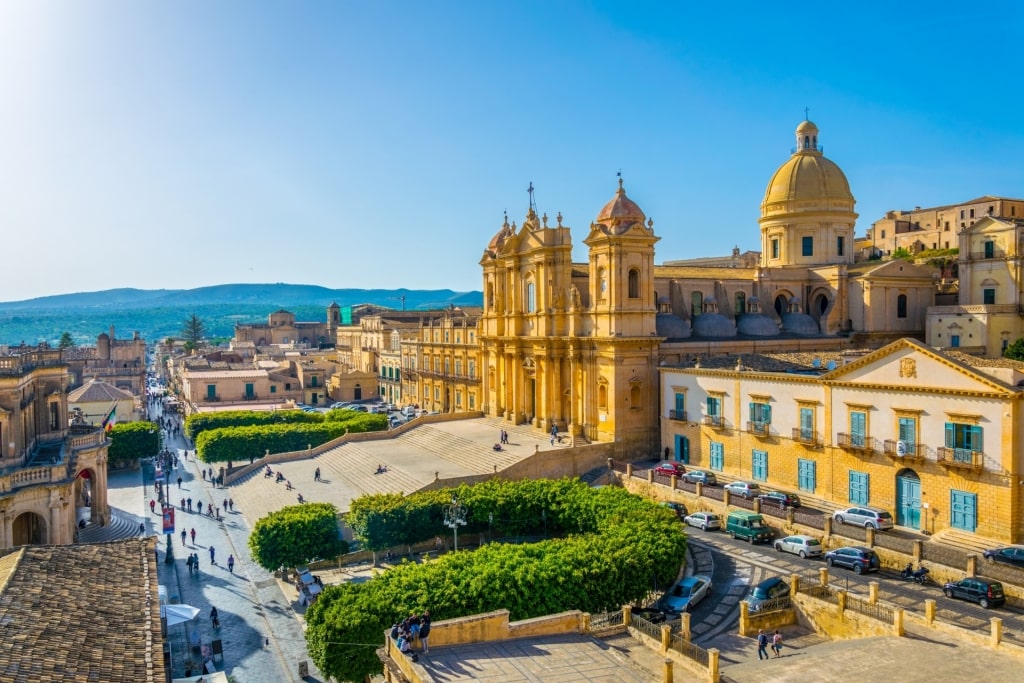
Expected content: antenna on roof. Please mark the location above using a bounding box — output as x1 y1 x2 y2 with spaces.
527 182 536 213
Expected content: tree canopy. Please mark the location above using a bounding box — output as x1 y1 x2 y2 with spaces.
308 479 687 682
107 422 161 467
1005 337 1024 361
248 502 348 571
58 331 76 349
180 313 206 351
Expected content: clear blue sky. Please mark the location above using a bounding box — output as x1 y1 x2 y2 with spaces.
2 1 1022 302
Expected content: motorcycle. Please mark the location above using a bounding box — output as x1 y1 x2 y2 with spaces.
900 562 931 584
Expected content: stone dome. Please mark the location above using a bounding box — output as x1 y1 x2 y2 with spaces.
692 313 737 338
781 312 820 335
595 179 647 235
656 312 691 339
485 218 514 257
761 120 854 217
737 313 780 337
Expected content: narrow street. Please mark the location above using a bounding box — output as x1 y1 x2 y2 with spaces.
142 397 322 682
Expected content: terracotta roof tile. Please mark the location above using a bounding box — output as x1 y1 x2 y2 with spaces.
0 538 162 682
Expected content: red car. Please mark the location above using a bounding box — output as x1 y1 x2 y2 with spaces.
653 461 687 477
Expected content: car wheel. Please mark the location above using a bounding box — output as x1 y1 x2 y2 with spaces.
700 524 707 531
799 550 807 559
944 588 954 598
747 535 754 544
728 530 735 539
980 598 991 609
854 564 864 575
866 522 877 530
826 557 835 567
834 515 845 525
774 543 782 552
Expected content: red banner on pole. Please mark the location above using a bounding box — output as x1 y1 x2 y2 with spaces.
162 506 175 536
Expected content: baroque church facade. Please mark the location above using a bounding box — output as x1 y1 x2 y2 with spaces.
479 119 936 456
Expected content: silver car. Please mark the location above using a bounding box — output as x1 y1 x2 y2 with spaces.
723 481 762 499
683 512 722 531
773 534 823 558
832 506 894 530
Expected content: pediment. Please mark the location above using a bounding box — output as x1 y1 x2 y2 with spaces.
822 339 1013 395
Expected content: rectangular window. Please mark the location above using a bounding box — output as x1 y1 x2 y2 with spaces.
898 416 917 456
802 236 813 256
673 392 685 419
771 239 779 259
749 401 771 426
984 241 994 258
444 358 450 375
706 396 721 417
945 221 950 230
245 383 254 398
848 471 869 505
797 459 816 493
850 411 866 448
945 422 983 462
468 393 475 409
951 335 960 347
950 490 977 532
434 387 440 400
799 407 814 441
468 360 476 378
270 385 277 394
881 229 886 238
709 441 724 471
970 208 975 218
207 384 217 399
455 390 462 407
984 288 995 305
285 383 292 390
837 235 845 256
752 450 768 481
455 360 462 376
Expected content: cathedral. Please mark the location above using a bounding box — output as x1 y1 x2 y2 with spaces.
479 119 935 457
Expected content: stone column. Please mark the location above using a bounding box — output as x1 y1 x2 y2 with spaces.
789 574 801 596
967 554 978 578
660 624 671 653
868 581 879 604
893 607 904 637
991 617 1003 647
924 599 936 625
708 649 720 682
680 612 691 641
622 605 632 628
662 658 673 683
819 567 829 586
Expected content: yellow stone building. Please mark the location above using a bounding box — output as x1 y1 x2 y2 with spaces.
403 307 481 413
926 215 1024 357
660 339 1024 542
479 118 936 455
0 346 110 548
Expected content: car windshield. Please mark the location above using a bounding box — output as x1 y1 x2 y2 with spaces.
877 511 893 519
750 520 766 528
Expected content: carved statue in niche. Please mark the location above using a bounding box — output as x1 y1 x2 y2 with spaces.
569 284 581 309
552 287 563 309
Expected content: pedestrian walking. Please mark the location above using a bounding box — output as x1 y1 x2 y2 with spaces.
177 475 182 489
180 497 186 511
209 546 216 565
187 497 193 512
314 467 321 482
223 499 229 514
186 554 194 574
190 527 196 545
180 529 187 546
149 499 156 514
139 522 145 535
192 553 200 573
772 630 783 657
227 555 235 573
757 630 769 660
228 498 234 511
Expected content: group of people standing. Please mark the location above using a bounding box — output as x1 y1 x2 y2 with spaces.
390 611 432 658
756 629 784 659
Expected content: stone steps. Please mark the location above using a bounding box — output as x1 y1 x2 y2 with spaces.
78 512 147 544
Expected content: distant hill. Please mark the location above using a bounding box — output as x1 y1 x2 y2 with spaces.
0 283 483 346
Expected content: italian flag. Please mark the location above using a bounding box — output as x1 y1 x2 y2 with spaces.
102 406 117 432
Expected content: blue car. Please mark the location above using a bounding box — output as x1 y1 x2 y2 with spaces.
660 575 712 614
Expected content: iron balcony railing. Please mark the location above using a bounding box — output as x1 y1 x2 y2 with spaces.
883 439 923 459
791 428 821 446
668 410 687 421
747 421 770 437
702 415 724 428
937 447 983 470
837 433 879 453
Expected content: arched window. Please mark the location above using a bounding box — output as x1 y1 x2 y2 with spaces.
598 383 608 411
526 280 536 313
897 294 907 319
598 268 608 296
629 384 641 408
628 268 640 298
691 291 703 318
804 135 810 149
735 291 746 315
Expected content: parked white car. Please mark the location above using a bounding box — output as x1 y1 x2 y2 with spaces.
773 534 823 558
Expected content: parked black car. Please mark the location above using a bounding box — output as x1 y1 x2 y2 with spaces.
758 491 801 508
943 577 1005 609
824 546 880 574
982 546 1024 568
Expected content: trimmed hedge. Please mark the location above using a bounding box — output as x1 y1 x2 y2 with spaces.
194 412 387 463
306 479 687 682
249 502 349 571
185 409 322 440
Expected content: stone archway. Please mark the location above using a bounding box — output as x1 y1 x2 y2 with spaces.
12 511 47 546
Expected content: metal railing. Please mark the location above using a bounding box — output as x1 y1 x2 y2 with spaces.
883 439 923 459
702 415 724 428
802 584 839 604
749 595 791 614
589 609 623 630
747 421 770 437
629 613 663 641
936 447 983 470
836 433 880 453
668 409 687 422
845 594 894 624
669 633 710 667
791 428 820 446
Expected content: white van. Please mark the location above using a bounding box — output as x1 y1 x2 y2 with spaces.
401 406 417 418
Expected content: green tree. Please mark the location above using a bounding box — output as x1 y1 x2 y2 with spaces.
1005 338 1024 361
249 503 348 572
181 313 206 352
891 247 913 261
107 422 161 468
58 331 76 349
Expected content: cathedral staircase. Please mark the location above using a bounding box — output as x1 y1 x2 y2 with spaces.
77 512 148 544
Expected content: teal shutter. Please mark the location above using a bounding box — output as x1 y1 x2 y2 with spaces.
970 426 983 453
797 459 816 492
764 404 771 424
945 422 954 448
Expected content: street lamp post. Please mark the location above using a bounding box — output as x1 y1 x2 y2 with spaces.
443 495 468 551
